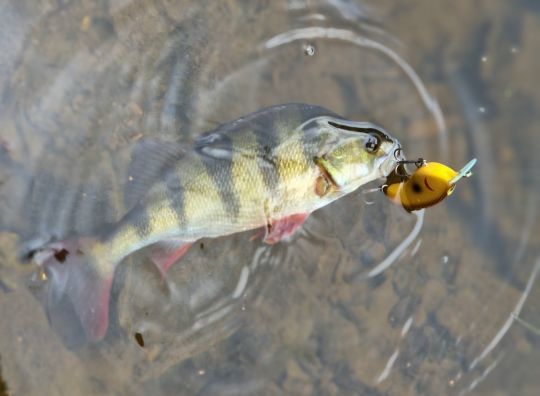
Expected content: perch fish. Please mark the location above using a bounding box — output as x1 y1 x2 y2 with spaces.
30 103 402 341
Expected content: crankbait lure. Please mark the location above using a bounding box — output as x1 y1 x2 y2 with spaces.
383 158 477 211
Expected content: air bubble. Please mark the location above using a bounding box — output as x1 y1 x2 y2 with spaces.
303 43 316 56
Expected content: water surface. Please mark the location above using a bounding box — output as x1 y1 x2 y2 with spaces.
0 1 539 395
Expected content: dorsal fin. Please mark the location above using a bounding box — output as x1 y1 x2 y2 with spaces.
124 138 185 209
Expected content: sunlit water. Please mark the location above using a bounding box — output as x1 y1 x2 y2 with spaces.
1 1 539 395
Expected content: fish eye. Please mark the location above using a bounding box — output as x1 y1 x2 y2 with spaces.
365 134 381 153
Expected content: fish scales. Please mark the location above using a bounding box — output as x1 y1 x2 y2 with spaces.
197 133 241 221
230 128 271 228
274 121 315 216
126 156 230 244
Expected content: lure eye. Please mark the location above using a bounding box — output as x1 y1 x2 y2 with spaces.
365 134 381 153
411 181 422 194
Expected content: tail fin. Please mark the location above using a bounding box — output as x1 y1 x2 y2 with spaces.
33 238 115 342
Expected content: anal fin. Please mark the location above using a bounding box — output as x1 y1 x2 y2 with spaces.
147 240 192 275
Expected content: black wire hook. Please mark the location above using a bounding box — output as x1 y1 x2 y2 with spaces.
392 158 426 178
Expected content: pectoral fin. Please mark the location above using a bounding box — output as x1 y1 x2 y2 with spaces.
262 213 309 245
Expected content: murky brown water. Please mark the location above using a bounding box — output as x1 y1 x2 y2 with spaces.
1 1 539 395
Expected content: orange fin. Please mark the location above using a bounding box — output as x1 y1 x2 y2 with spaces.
33 239 114 342
250 228 265 242
263 213 309 245
147 241 192 274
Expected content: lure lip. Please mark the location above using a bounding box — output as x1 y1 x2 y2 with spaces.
448 158 477 185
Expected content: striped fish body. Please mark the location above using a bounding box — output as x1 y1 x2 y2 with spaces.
34 104 401 342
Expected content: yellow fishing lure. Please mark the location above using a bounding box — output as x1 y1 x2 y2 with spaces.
383 158 477 211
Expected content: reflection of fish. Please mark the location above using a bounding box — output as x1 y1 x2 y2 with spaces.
383 159 476 212
30 104 401 341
